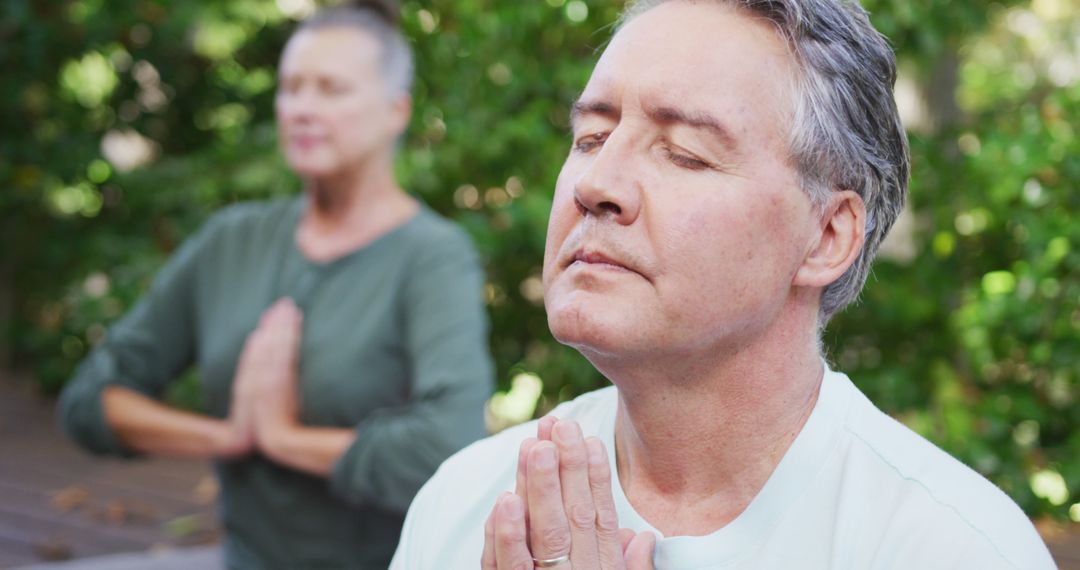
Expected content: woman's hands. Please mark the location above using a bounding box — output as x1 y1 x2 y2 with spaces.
222 296 355 474
221 297 304 459
103 296 353 470
482 416 655 570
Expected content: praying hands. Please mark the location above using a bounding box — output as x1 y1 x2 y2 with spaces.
482 416 655 570
228 297 305 458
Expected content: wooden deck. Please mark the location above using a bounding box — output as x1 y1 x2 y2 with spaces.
1046 525 1080 570
0 373 218 568
0 371 1078 568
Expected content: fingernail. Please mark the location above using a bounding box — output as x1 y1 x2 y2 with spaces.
554 420 582 444
642 530 657 547
501 494 523 519
534 444 556 468
538 415 557 439
586 437 606 464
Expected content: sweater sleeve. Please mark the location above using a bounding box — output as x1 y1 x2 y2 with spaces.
329 223 494 513
57 214 222 457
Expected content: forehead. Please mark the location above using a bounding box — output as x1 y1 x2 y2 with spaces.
583 3 795 139
279 27 381 77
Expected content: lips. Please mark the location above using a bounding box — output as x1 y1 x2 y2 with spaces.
565 248 645 279
573 249 626 267
291 135 324 148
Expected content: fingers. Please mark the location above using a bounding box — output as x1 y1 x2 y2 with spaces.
553 421 601 568
482 509 497 570
492 493 534 570
586 437 625 569
618 529 635 553
259 297 292 326
538 415 557 441
522 416 558 536
624 531 656 570
246 299 303 358
519 419 637 570
515 438 538 498
245 298 303 371
271 298 303 333
516 437 538 538
258 298 303 334
527 441 573 565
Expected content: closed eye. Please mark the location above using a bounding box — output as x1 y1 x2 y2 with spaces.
664 147 712 170
318 77 352 95
279 77 300 94
574 132 609 153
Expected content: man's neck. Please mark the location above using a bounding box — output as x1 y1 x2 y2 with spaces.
607 309 824 537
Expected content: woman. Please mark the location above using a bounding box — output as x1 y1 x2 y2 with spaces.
59 2 494 568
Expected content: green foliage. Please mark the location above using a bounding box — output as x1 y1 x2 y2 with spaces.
1 0 1077 519
827 1 1080 518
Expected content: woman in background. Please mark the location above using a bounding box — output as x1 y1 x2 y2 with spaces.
59 1 494 567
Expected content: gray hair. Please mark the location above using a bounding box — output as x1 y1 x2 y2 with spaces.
295 1 414 98
621 0 909 324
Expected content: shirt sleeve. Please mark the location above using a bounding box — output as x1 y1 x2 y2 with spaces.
329 222 494 514
57 214 222 457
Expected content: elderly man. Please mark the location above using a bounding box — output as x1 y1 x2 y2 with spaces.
392 0 1056 568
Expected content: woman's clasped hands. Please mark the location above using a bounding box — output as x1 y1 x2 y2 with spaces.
483 416 656 570
218 297 305 459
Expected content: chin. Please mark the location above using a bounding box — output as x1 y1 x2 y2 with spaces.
285 153 338 179
546 292 638 358
289 164 335 181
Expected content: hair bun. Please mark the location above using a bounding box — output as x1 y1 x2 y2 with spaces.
342 0 401 26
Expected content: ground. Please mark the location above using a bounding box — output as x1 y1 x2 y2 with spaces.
1 372 1077 569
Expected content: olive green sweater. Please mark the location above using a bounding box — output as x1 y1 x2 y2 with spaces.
59 197 494 569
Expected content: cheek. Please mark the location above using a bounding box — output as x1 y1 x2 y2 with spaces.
329 97 385 143
667 210 736 297
543 165 580 279
652 194 744 270
273 100 285 124
274 101 300 140
653 195 788 314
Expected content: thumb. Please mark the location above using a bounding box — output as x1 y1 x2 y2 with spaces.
625 531 656 570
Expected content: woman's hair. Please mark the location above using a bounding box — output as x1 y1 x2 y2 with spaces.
294 0 414 97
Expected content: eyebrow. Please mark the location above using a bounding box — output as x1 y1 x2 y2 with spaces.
646 104 739 152
569 99 619 130
569 98 740 153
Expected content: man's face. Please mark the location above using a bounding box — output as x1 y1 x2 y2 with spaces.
543 2 821 364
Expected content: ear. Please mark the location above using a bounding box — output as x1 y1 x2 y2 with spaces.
793 190 866 288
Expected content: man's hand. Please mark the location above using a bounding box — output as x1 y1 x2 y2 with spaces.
482 417 655 569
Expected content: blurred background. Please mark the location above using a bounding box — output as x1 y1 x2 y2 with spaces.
0 0 1078 566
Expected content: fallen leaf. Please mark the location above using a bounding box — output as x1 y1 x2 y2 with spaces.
192 475 219 505
103 499 128 525
164 513 221 546
49 486 90 513
33 537 72 561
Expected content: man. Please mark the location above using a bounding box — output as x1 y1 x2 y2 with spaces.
392 0 1056 568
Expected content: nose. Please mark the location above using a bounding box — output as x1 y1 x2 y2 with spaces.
573 131 642 225
277 87 317 122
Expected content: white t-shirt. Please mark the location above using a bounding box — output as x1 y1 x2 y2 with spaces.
391 368 1055 569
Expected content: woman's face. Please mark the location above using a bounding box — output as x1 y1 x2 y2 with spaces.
275 27 408 179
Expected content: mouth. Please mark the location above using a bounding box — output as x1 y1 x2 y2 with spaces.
291 135 325 149
567 249 637 274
